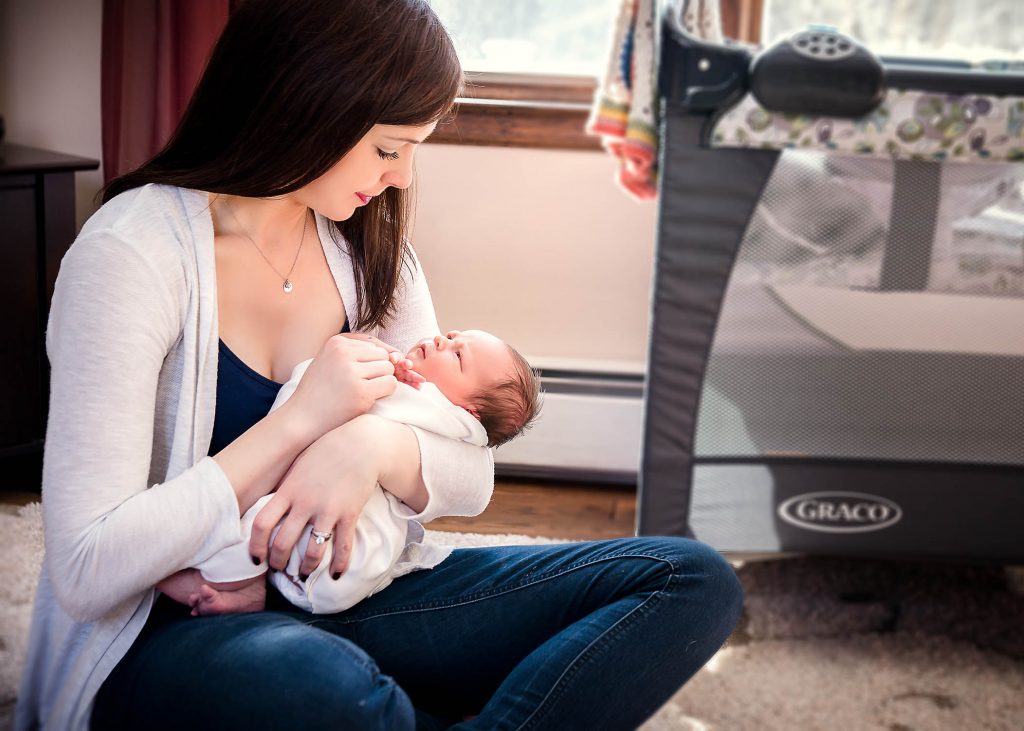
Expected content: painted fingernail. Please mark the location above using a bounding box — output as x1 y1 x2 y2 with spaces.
299 572 309 582
332 571 341 580
251 555 261 565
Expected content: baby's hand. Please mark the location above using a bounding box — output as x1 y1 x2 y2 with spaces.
390 351 425 389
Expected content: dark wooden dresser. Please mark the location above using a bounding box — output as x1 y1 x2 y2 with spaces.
1 143 99 489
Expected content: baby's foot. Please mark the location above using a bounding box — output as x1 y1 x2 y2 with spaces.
157 568 206 608
189 579 267 616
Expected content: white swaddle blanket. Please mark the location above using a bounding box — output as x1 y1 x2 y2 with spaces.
196 358 488 613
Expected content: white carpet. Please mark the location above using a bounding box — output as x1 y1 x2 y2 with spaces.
2 503 1022 730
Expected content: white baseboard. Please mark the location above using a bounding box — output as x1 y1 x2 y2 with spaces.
493 368 644 484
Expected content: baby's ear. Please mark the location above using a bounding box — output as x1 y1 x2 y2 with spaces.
461 403 481 420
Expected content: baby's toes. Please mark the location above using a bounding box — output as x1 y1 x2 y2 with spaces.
196 586 229 615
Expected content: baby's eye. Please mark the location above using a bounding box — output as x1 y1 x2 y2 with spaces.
455 351 461 359
377 149 400 161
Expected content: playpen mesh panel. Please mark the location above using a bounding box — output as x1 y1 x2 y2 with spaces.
694 150 1024 465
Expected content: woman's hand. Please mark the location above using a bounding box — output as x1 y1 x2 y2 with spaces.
342 331 425 388
249 415 392 578
279 334 397 442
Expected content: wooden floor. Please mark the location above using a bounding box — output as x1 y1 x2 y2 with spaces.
0 478 638 540
431 478 636 540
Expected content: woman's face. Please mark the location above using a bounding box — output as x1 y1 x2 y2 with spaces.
296 122 438 221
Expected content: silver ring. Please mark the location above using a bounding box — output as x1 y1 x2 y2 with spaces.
311 529 333 546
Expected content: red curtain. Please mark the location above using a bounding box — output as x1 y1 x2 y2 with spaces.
101 0 231 183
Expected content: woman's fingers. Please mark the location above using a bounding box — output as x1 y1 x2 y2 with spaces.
347 343 391 361
341 332 401 355
355 358 397 379
329 514 358 579
267 511 311 571
299 525 333 579
249 494 291 564
366 373 398 401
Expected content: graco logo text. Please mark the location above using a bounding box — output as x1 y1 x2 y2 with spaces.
777 492 902 534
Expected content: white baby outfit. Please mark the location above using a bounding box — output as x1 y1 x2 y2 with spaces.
196 373 487 613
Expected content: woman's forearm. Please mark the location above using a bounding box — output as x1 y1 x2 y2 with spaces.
213 401 319 514
245 413 427 576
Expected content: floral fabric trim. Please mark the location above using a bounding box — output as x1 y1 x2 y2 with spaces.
713 90 1024 163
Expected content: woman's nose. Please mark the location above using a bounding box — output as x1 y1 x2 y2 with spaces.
382 158 414 190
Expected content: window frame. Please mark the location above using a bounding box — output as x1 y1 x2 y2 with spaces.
429 0 764 150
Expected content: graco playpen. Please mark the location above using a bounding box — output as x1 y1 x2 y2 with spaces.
637 1 1024 561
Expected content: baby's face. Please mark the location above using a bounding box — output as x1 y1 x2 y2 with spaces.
406 329 513 413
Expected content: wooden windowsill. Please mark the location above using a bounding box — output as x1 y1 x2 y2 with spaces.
432 98 601 152
430 72 602 152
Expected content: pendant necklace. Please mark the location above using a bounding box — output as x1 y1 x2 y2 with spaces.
224 199 308 294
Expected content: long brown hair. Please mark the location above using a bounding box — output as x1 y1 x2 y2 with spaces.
102 0 463 329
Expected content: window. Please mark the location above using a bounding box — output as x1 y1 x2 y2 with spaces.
429 1 1021 150
428 0 766 150
763 0 1024 63
430 0 619 77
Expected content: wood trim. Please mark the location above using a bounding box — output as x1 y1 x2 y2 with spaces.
431 97 601 151
462 72 597 104
429 72 601 151
721 0 765 43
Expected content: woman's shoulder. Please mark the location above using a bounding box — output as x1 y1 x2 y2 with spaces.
54 185 212 311
71 184 210 275
78 184 208 253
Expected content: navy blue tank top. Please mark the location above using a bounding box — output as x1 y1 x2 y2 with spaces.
208 320 349 456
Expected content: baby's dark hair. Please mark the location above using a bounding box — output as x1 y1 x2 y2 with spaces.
468 344 541 448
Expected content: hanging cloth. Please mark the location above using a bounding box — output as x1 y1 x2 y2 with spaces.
586 0 725 200
586 0 659 200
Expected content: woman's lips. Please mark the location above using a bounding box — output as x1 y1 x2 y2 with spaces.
355 193 371 205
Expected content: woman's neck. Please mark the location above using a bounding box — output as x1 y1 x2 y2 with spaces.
209 193 310 249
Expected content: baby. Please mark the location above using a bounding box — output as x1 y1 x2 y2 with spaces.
158 329 540 616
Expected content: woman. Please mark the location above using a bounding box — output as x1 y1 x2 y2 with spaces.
16 1 743 729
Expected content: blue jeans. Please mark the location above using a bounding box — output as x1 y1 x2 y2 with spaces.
92 537 743 730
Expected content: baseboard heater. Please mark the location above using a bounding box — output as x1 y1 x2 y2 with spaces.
493 363 645 485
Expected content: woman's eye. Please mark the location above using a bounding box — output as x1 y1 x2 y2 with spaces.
377 149 400 161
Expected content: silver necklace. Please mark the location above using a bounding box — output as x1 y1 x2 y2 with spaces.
224 199 307 294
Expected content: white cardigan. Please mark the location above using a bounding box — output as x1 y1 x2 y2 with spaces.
15 184 494 731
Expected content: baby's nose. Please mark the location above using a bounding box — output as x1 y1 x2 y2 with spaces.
433 335 445 349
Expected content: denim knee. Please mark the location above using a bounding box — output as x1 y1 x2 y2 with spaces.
656 537 745 627
258 624 416 730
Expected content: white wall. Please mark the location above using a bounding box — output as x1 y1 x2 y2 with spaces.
0 0 105 230
412 144 656 366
